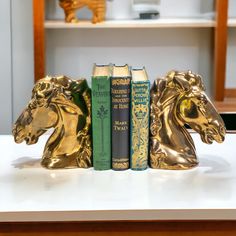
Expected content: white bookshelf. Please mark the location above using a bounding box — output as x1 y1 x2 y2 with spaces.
228 18 236 27
45 18 215 29
1 133 236 222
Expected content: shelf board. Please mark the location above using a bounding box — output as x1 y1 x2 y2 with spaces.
1 133 236 222
214 98 236 113
228 18 236 27
45 18 215 29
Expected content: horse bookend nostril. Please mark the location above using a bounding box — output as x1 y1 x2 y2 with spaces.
219 125 226 142
12 124 19 137
221 125 226 135
12 126 16 135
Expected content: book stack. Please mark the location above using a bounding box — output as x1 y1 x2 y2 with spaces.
92 64 150 171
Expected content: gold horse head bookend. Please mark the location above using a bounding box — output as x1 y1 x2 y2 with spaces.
150 71 226 170
13 76 92 169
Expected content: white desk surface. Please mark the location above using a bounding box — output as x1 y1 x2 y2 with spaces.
0 133 235 222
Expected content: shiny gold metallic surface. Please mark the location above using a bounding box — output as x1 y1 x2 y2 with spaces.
13 76 92 169
59 0 106 23
150 71 226 170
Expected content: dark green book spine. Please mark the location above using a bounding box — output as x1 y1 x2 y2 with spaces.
111 77 131 170
92 76 111 170
130 81 150 170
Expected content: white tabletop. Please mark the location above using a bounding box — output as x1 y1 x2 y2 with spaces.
0 133 235 222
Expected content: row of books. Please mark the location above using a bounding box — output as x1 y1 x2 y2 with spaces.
92 64 150 171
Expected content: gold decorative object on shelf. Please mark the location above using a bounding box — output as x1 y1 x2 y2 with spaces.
59 0 106 23
13 76 92 169
150 70 226 170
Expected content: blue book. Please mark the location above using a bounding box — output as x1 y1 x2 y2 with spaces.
130 68 150 170
111 64 131 170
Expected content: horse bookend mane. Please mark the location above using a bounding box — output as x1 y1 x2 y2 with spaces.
150 70 226 170
12 76 92 169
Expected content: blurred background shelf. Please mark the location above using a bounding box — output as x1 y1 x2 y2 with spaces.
214 98 236 113
1 0 234 134
228 18 236 27
45 18 216 29
35 0 229 104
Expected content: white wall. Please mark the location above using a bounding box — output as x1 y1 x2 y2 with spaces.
229 0 236 18
226 29 236 88
226 0 236 88
11 0 34 122
46 28 213 96
0 0 34 134
0 0 13 134
160 0 214 18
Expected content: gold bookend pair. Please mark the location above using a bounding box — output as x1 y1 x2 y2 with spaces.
13 71 226 170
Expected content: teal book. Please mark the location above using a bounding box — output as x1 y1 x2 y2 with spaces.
92 64 111 170
130 68 150 170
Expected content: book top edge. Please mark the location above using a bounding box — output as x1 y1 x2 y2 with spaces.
93 64 111 77
131 68 149 82
112 64 130 77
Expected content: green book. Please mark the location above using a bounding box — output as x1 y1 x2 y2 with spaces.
130 68 150 170
92 64 111 170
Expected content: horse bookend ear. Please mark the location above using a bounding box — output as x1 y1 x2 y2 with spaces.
13 76 92 170
150 70 226 170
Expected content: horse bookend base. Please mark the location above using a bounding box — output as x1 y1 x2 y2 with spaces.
150 70 226 170
12 76 92 169
59 0 106 24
